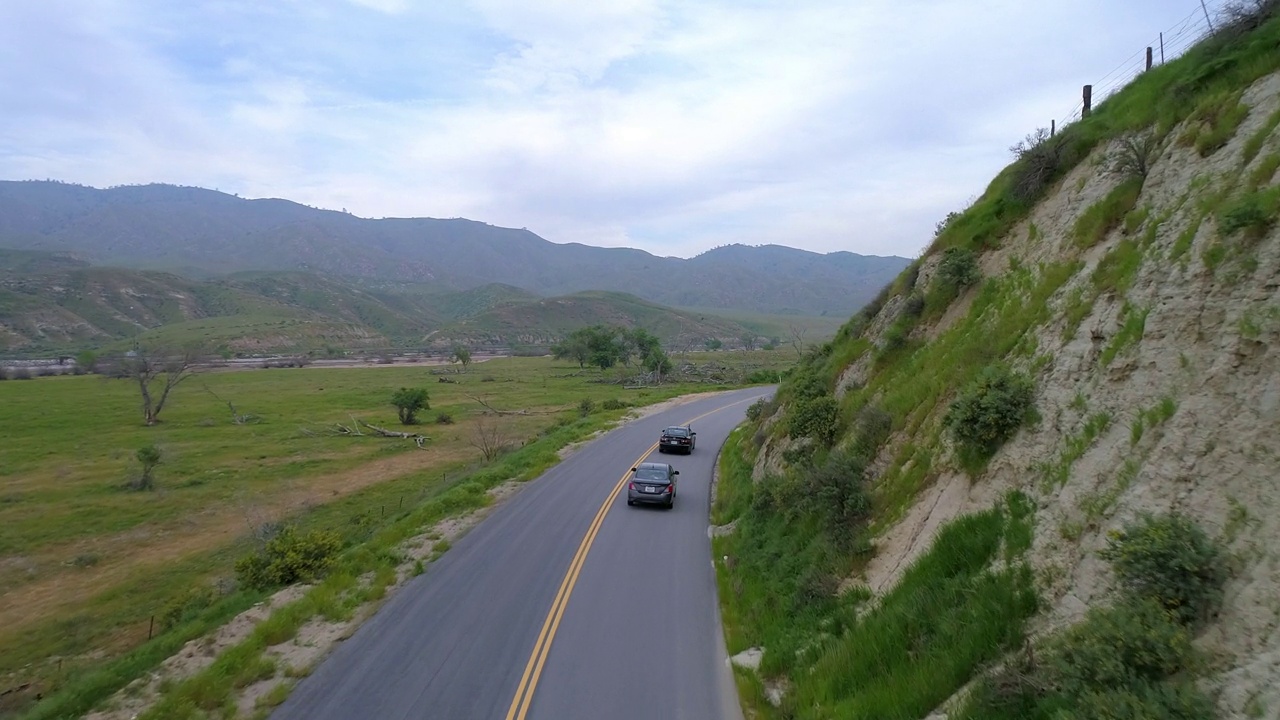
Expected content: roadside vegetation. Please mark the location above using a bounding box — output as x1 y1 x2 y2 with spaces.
0 349 790 719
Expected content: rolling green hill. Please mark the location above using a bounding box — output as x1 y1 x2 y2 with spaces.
0 251 784 356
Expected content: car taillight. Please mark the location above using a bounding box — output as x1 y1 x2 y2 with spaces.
663 484 672 494
628 482 636 491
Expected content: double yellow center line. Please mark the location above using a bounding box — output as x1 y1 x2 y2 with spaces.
503 396 764 720
502 440 659 720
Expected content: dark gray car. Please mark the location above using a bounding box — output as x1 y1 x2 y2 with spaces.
626 462 679 508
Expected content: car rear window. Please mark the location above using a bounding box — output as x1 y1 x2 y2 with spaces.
635 468 669 481
664 428 689 437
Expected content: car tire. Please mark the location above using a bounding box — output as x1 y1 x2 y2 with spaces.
627 499 635 506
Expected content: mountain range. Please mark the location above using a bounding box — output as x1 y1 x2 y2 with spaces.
0 181 909 317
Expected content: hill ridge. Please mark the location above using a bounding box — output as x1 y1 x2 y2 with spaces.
0 180 910 317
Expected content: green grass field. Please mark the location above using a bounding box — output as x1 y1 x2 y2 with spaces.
0 351 789 718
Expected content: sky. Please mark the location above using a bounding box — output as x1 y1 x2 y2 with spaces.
0 0 1222 259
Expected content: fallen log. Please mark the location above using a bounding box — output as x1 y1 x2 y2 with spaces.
358 420 430 448
322 418 429 448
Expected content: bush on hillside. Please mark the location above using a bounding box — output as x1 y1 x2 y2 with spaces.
850 404 893 458
806 450 871 548
960 514 1223 720
939 247 982 288
963 598 1212 720
1100 512 1227 624
787 396 840 447
1009 129 1084 205
235 526 342 591
945 365 1036 458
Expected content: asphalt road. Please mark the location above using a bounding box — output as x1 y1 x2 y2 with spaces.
272 387 770 720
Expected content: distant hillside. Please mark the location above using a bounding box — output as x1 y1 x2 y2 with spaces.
435 290 750 348
0 251 759 355
0 181 910 316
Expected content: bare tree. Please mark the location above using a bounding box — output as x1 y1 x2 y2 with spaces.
1109 132 1159 180
1218 0 1279 36
203 384 260 425
740 333 758 352
469 416 510 462
113 346 205 426
787 323 808 358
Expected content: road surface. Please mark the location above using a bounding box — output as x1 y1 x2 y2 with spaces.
272 387 769 720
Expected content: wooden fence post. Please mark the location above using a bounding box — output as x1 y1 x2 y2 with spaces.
1051 119 1056 137
1082 85 1093 118
1146 47 1153 71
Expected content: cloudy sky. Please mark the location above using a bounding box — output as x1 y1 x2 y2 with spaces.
0 1 1218 259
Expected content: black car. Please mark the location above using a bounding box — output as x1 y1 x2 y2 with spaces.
627 462 679 508
658 425 696 454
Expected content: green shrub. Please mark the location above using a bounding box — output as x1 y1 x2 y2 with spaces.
600 398 629 410
130 444 162 491
158 585 218 631
808 451 871 547
939 247 981 287
1057 682 1215 720
390 387 429 425
435 411 454 424
1099 512 1226 624
1047 599 1196 697
903 292 926 317
235 526 343 591
787 367 828 402
961 599 1211 720
945 365 1036 458
745 397 769 422
850 404 893 458
1219 186 1280 239
577 397 595 416
744 368 782 385
787 396 840 447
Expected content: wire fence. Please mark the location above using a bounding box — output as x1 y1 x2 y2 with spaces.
1053 0 1235 132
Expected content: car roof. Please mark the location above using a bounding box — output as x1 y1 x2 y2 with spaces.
636 461 674 471
663 425 690 431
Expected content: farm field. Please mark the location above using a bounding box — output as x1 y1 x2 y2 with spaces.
0 350 790 718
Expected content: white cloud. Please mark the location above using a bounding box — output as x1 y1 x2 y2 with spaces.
0 0 1226 259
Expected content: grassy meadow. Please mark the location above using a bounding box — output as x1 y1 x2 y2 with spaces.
0 350 790 718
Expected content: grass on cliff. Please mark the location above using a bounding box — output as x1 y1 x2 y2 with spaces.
713 432 1037 720
715 8 1280 720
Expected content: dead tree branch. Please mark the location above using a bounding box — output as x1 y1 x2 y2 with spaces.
203 384 260 425
470 415 510 461
326 418 428 447
465 393 532 416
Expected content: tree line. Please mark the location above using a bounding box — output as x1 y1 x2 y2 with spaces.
550 325 672 375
